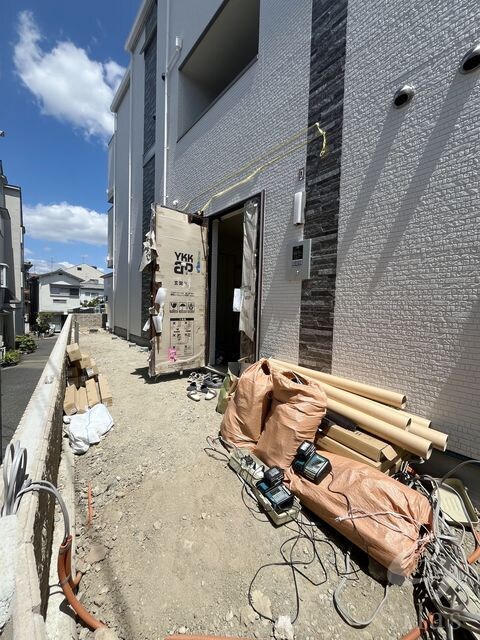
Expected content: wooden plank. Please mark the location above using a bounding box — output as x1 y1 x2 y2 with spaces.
85 378 100 407
63 384 78 415
97 374 113 407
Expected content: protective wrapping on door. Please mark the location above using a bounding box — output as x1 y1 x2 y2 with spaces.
239 199 258 343
146 205 207 376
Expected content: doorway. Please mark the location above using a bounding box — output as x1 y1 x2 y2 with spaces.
208 197 261 368
211 209 243 365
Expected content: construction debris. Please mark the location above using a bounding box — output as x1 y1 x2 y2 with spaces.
269 358 449 466
63 342 113 416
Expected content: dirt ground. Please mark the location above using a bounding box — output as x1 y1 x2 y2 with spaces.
72 330 419 640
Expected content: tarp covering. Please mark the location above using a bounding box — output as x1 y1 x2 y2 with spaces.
148 206 207 376
239 199 258 342
221 360 432 576
220 359 272 448
67 404 114 454
254 368 327 468
285 457 432 576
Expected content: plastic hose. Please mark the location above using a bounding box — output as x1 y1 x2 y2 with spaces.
58 535 106 630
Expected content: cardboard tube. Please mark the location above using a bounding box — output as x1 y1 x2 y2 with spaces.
408 423 448 452
319 381 411 430
400 411 431 429
327 398 432 459
270 359 406 408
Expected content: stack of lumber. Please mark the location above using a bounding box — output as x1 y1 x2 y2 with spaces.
63 343 113 415
269 358 448 473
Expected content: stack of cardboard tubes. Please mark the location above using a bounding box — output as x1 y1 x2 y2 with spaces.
269 359 448 460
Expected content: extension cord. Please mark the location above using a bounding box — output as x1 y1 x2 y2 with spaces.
228 448 300 526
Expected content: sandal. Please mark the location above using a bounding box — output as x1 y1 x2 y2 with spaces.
200 384 217 400
186 383 202 402
203 373 224 388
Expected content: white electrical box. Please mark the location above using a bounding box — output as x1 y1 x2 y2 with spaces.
287 239 312 280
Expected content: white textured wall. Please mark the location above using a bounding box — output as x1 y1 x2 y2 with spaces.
334 0 480 457
160 0 313 362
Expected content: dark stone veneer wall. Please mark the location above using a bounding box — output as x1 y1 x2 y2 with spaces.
141 2 157 342
299 0 348 372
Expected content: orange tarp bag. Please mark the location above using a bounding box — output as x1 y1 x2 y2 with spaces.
285 453 432 577
253 368 327 468
220 359 272 449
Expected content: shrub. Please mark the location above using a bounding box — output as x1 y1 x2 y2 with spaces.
15 334 37 353
3 350 21 366
37 312 53 333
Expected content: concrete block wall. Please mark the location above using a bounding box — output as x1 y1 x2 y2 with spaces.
72 312 103 329
333 0 480 457
0 316 71 638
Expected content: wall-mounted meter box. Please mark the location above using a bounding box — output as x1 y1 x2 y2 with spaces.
287 239 312 280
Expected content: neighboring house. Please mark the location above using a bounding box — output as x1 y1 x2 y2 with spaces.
65 263 104 283
38 264 105 330
79 280 104 305
0 160 25 350
38 269 83 330
108 0 480 459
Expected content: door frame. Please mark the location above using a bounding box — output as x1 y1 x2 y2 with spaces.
205 191 265 367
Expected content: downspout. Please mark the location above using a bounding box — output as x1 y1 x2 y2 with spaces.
162 0 182 207
127 70 133 341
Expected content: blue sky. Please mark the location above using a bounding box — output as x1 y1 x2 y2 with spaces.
0 1 138 273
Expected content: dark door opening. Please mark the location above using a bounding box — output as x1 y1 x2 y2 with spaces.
213 210 244 365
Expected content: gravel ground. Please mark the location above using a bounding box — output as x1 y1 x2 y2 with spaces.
72 330 419 640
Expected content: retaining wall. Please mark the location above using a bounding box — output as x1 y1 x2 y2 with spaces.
72 313 103 329
0 315 72 639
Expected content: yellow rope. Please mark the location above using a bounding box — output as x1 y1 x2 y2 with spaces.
182 122 327 213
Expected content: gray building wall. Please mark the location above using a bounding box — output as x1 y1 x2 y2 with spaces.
333 0 480 458
0 171 25 347
112 81 131 334
160 0 313 362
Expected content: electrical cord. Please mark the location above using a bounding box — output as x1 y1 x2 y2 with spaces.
1 441 70 541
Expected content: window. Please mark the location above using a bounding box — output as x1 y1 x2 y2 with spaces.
0 263 7 288
77 267 82 271
178 0 260 137
49 285 79 297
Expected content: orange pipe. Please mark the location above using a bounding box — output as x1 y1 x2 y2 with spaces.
58 536 105 630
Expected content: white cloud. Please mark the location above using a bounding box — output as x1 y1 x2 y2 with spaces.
24 202 107 245
13 11 125 140
30 259 74 274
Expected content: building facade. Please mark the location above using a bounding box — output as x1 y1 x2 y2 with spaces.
109 0 480 458
0 160 25 350
38 264 104 330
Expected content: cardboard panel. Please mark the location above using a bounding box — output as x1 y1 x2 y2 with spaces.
97 374 113 407
85 378 100 407
150 206 207 376
63 384 78 416
322 424 399 462
76 387 89 413
66 343 82 363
